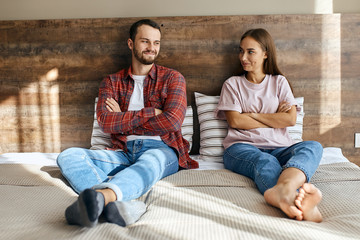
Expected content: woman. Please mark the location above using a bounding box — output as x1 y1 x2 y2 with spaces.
215 28 323 222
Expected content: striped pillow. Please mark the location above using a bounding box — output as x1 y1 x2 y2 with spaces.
287 97 304 142
194 92 228 162
90 98 193 151
90 98 112 150
194 92 305 162
181 106 194 151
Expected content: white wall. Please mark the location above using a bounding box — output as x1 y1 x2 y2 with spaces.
0 0 359 21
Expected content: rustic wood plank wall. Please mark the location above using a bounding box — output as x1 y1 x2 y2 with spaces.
0 14 359 165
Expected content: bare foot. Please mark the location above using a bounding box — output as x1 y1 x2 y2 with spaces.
295 183 323 222
264 183 303 221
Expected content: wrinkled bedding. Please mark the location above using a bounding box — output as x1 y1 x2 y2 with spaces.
0 149 359 240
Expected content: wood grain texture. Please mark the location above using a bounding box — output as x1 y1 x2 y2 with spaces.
0 14 359 165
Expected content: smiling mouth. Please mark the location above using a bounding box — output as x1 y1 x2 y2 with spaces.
143 51 156 56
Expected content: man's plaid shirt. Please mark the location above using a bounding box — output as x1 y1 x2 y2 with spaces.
96 64 199 169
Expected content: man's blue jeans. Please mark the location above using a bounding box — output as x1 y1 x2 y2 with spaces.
223 141 323 195
57 140 179 201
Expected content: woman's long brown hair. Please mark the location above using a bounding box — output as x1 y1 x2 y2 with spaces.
239 28 293 91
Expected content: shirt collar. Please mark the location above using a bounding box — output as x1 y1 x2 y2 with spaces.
126 64 157 80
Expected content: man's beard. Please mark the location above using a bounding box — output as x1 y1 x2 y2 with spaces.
133 46 158 65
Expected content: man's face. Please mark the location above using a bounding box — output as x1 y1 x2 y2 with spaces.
130 25 161 65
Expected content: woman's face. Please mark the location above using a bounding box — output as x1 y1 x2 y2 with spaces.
239 36 267 74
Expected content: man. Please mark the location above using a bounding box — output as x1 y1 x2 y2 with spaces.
57 19 198 228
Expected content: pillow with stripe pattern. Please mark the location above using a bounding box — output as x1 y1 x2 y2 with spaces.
180 106 194 151
194 92 228 162
90 98 112 150
194 92 304 162
90 97 193 151
287 96 304 143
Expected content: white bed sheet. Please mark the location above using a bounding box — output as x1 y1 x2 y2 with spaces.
0 147 349 170
0 152 59 166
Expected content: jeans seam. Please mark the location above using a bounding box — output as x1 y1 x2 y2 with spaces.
137 150 177 198
91 157 127 165
83 154 103 183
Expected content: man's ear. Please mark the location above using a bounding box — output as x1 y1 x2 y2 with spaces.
127 38 133 50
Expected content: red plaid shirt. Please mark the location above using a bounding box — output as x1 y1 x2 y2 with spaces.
96 64 199 169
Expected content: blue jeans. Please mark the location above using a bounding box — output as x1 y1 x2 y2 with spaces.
57 140 179 201
223 141 323 195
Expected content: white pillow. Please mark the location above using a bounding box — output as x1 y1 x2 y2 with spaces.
181 106 194 151
287 97 304 143
194 92 304 162
194 92 228 162
90 98 193 151
90 98 112 150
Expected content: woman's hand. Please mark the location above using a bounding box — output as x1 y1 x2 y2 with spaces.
106 98 121 112
277 101 292 113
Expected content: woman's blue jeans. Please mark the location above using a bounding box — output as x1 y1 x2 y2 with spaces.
223 141 323 195
57 140 179 201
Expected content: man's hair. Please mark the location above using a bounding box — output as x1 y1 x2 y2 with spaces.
129 19 161 41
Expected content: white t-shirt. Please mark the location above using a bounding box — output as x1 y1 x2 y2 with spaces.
126 75 161 142
215 74 298 149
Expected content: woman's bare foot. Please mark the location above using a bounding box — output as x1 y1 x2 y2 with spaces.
295 183 323 222
264 183 303 221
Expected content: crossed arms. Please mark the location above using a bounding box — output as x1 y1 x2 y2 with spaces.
225 101 297 130
96 71 187 136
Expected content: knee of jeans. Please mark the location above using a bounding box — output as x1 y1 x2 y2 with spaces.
306 141 323 159
56 147 83 167
306 141 323 150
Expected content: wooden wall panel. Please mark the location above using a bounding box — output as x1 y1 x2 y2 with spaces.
0 14 359 165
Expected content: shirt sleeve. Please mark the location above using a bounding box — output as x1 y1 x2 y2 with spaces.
277 76 299 110
126 71 187 136
215 78 243 120
96 75 156 134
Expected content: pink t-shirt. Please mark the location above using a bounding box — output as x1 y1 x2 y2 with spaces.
215 74 298 149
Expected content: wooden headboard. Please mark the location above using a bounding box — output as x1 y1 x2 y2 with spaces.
0 14 359 165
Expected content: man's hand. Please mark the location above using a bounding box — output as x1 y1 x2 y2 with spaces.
106 98 121 112
155 108 162 116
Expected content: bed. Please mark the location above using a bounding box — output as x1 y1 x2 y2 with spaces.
1 148 360 239
1 95 360 239
1 14 360 240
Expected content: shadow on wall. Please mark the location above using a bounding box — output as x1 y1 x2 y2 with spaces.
0 18 131 153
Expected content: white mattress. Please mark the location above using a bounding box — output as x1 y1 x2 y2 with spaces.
0 147 349 169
